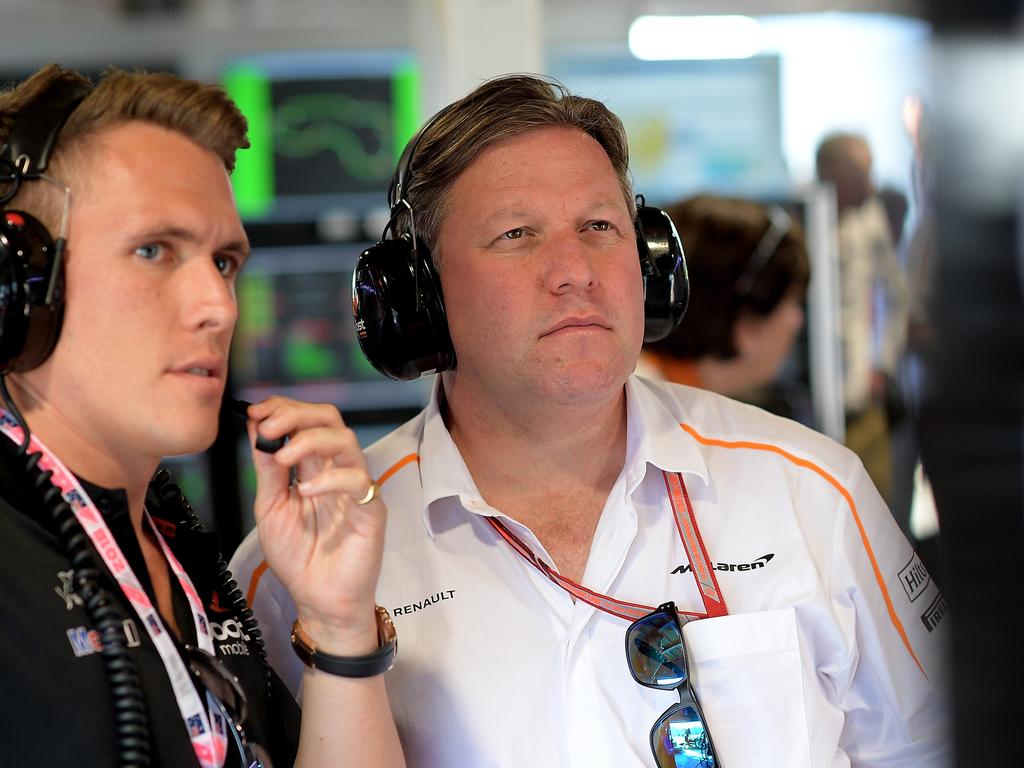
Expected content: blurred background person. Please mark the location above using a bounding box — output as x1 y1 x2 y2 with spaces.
815 132 910 508
889 95 940 558
639 194 810 421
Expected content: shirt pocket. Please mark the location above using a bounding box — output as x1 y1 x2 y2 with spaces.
683 607 813 768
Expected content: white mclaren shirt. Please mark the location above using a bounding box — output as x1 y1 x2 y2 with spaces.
230 376 950 768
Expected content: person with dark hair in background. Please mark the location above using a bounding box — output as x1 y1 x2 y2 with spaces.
233 74 949 767
639 194 810 421
0 64 404 767
815 132 910 508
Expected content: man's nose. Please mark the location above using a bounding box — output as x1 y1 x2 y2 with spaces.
542 229 598 294
183 258 238 332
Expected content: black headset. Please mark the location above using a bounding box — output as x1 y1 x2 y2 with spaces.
0 79 89 374
352 110 690 381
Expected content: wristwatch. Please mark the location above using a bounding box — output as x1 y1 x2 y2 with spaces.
290 605 397 678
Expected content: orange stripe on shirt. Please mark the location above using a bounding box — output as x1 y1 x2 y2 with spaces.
246 560 270 608
376 452 420 486
243 453 421 609
677 421 926 678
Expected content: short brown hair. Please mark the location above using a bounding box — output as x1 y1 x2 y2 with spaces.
397 74 634 267
646 194 810 361
0 63 249 232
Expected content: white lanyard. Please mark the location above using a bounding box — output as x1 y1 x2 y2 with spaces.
0 410 229 768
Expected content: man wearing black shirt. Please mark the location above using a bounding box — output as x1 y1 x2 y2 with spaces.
0 455 302 765
0 64 403 767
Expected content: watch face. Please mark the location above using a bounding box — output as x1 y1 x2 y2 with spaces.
290 626 316 668
375 605 397 647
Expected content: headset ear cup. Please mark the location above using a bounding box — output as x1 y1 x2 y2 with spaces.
352 237 456 381
636 205 689 343
0 211 65 373
0 230 21 370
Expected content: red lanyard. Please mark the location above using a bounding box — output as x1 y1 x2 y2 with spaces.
1 410 230 768
485 469 728 622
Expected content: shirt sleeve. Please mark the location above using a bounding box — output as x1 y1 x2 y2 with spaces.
830 456 951 767
228 531 304 699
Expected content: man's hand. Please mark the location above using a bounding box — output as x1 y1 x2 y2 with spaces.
242 397 385 655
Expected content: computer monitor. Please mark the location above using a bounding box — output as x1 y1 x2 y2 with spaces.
231 241 431 413
552 55 790 203
222 50 420 223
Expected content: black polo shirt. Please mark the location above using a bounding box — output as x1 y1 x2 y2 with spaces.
0 438 300 767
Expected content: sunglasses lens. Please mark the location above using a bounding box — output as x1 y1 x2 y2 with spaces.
626 611 687 688
186 647 248 724
651 703 715 768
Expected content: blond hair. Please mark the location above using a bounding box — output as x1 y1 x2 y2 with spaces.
1 63 248 232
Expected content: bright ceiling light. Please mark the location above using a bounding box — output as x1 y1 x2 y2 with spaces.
629 15 766 61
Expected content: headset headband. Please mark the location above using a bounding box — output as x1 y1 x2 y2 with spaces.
387 102 462 213
734 205 791 297
1 80 90 180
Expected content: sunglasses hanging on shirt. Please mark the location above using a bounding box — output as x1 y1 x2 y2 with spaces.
626 602 719 768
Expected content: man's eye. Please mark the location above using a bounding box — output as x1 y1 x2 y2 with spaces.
590 221 612 232
502 228 524 240
214 254 239 277
134 243 162 260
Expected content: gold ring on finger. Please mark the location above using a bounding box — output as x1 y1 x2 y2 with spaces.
355 481 380 505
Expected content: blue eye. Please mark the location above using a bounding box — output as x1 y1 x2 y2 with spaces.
135 243 162 260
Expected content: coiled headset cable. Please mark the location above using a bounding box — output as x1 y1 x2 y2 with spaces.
149 468 273 696
0 374 152 767
1 377 275 762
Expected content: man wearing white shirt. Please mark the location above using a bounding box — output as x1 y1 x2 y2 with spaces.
815 132 910 507
231 75 949 767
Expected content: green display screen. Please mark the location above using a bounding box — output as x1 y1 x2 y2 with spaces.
222 54 420 219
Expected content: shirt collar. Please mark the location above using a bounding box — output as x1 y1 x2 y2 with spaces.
78 477 131 522
418 378 488 538
0 445 130 525
623 375 709 486
417 375 710 538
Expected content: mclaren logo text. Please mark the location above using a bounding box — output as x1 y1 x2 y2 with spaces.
673 554 775 574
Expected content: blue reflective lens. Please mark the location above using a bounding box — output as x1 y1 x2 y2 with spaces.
626 610 687 688
652 703 715 768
